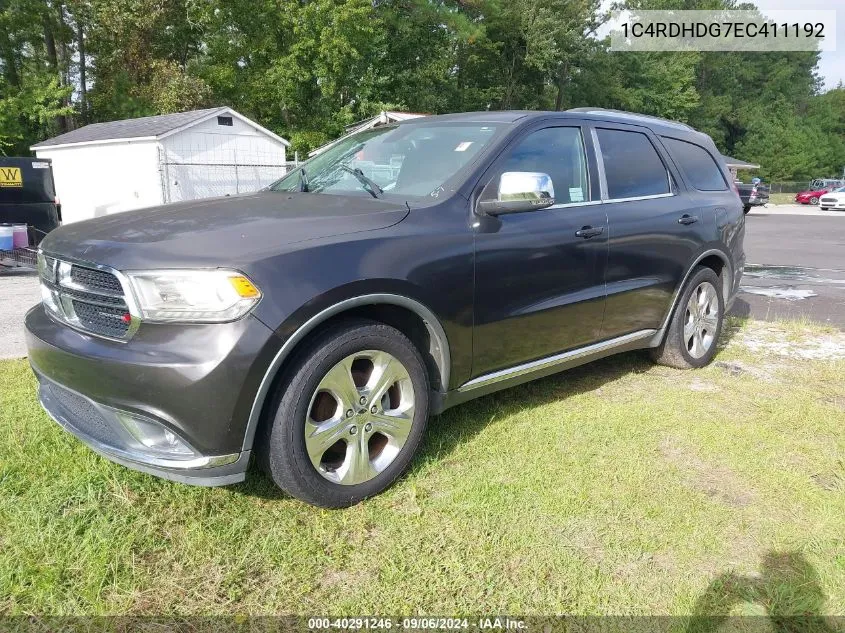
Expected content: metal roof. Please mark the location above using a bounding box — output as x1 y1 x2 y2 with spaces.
721 155 760 170
309 111 429 157
32 107 289 149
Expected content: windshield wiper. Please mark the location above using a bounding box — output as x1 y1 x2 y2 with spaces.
340 165 383 199
297 167 309 193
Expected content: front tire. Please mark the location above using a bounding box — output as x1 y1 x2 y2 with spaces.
650 267 724 369
259 320 430 508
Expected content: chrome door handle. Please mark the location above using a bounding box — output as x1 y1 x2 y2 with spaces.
575 226 604 239
678 215 699 225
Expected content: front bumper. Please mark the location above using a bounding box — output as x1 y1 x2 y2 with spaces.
819 200 845 210
26 304 280 486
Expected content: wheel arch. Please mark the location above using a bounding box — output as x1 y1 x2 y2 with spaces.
649 248 732 347
242 294 451 452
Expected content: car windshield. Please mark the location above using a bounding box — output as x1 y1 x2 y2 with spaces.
272 123 504 201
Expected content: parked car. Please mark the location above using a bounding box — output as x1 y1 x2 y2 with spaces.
26 109 745 508
819 186 845 211
797 179 845 205
796 188 831 205
735 180 769 214
0 157 61 245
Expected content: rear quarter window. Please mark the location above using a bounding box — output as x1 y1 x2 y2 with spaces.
661 137 727 191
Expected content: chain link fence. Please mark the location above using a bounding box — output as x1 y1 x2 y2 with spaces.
768 180 845 193
768 182 811 194
158 145 298 204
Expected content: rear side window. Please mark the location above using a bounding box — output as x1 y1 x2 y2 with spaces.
661 137 727 191
595 128 669 199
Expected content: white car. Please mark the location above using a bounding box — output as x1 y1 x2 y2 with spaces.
819 186 845 211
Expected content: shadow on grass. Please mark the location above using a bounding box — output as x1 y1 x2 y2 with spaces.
416 349 656 472
233 325 744 501
686 551 835 633
232 350 658 501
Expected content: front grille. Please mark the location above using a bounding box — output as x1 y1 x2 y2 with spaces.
70 265 123 293
73 301 131 338
43 381 115 445
820 198 836 204
39 255 135 340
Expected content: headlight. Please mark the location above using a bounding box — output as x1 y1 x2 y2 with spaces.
125 269 261 323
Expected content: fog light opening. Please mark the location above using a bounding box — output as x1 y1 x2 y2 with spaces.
114 411 197 459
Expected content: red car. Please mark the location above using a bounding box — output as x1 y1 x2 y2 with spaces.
795 189 829 205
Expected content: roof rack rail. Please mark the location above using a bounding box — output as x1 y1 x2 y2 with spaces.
567 108 694 132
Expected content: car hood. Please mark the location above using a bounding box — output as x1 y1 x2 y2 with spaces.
40 191 410 270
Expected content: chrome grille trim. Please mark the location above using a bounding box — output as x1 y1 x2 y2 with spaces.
38 252 141 342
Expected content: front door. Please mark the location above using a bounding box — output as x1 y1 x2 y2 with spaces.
471 124 608 378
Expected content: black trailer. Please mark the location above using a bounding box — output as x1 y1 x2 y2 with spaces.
0 157 62 246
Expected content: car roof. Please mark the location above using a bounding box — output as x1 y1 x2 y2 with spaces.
400 109 710 141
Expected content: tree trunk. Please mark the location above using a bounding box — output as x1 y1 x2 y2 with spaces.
78 19 87 124
554 63 569 111
0 32 20 87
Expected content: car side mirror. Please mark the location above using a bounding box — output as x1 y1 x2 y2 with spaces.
477 171 556 216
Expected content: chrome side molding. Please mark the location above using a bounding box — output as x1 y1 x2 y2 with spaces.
458 329 656 392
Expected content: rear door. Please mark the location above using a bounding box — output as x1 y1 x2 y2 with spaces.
471 120 608 377
591 124 707 338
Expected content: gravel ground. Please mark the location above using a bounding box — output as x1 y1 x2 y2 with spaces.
0 270 40 360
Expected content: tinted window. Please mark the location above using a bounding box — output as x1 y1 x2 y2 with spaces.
494 127 590 204
661 137 726 191
596 128 669 199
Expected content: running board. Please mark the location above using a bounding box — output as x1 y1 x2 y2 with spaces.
457 329 657 393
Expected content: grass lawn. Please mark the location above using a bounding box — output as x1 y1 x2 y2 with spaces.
768 193 798 205
1 318 843 618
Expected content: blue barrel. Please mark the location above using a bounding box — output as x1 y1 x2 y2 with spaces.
0 224 14 250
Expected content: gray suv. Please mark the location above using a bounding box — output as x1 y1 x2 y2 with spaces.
26 109 745 507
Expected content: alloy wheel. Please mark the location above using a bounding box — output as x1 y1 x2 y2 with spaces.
304 350 415 485
684 281 720 359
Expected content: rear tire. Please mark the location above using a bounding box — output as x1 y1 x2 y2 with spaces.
810 196 819 205
650 267 724 369
743 205 751 214
259 319 430 508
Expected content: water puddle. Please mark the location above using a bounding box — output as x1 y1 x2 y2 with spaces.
740 286 818 301
743 264 845 286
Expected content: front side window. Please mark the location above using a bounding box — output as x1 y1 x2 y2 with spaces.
489 127 590 205
661 136 727 191
596 128 670 200
272 123 504 202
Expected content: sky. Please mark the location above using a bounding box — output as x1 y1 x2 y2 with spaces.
598 0 843 91
754 0 843 90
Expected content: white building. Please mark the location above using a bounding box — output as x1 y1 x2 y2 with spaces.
32 107 290 224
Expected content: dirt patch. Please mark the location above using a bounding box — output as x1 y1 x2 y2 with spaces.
319 568 369 590
714 360 775 381
688 378 719 392
659 437 758 508
737 323 845 361
811 461 845 492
